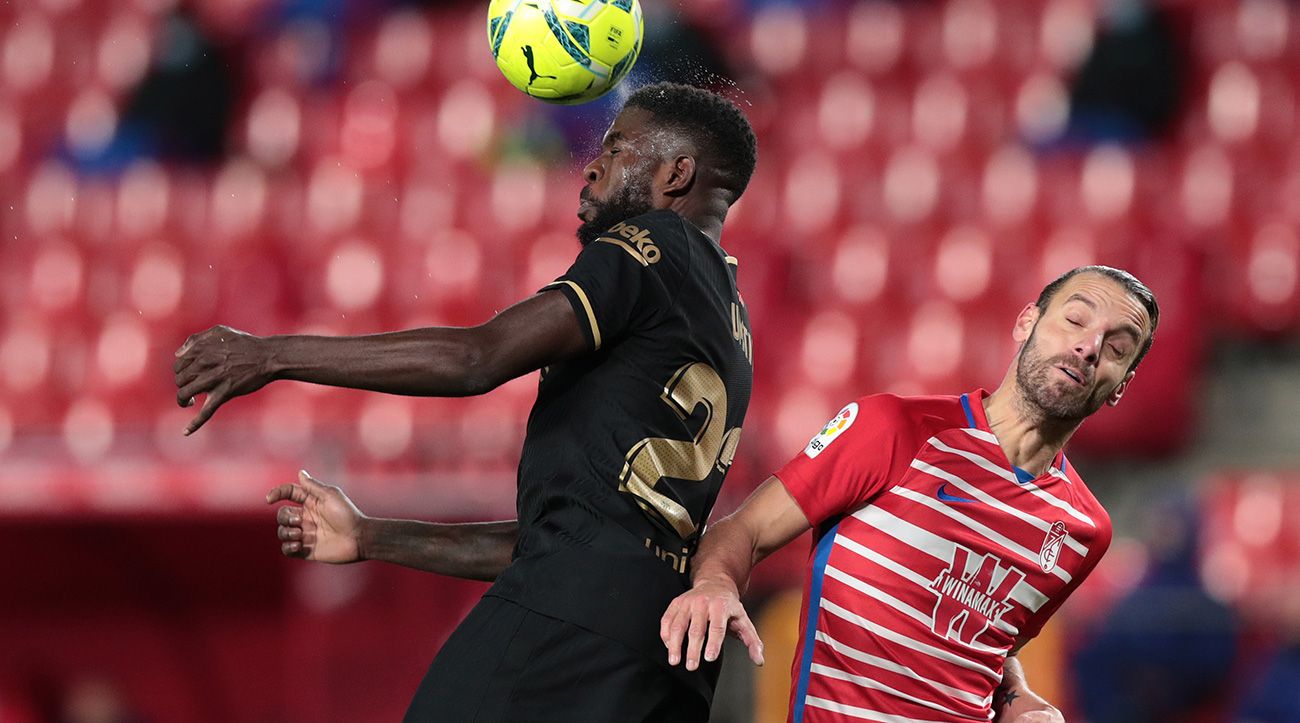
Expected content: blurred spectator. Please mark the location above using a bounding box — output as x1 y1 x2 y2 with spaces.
637 0 734 91
69 8 237 172
1235 643 1300 723
1233 590 1300 723
1072 493 1238 723
1064 0 1185 143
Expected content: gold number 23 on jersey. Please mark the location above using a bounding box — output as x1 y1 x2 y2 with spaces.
618 363 742 539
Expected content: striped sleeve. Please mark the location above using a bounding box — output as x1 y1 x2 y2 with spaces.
774 394 915 527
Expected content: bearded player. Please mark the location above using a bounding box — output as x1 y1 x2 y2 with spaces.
662 266 1159 723
174 82 758 721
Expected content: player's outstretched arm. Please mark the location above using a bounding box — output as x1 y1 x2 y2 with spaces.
267 470 517 582
992 646 1065 723
173 290 586 434
661 476 812 671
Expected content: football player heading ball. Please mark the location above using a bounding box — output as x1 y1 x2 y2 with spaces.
176 82 758 722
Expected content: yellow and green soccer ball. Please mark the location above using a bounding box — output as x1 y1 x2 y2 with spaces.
487 0 644 105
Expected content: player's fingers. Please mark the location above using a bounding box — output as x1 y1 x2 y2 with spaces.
175 334 197 358
184 384 229 435
663 604 691 666
275 505 303 526
281 541 305 557
172 353 196 374
1013 713 1061 723
298 469 329 491
175 376 212 408
173 365 201 390
728 610 765 666
659 600 680 648
277 525 302 541
265 484 308 505
703 599 730 663
684 601 710 671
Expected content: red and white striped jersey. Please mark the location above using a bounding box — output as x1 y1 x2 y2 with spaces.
774 390 1112 723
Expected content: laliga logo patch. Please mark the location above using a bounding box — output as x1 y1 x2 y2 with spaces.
1039 521 1068 573
804 402 858 459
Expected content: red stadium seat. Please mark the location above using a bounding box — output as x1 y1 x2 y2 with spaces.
981 144 1041 229
748 3 810 81
1013 71 1070 146
1199 472 1300 618
931 223 995 305
940 0 1000 73
243 87 303 169
3 13 57 97
843 0 905 76
114 160 172 242
779 150 845 240
814 71 877 153
881 145 942 225
912 72 971 152
96 11 152 94
339 80 400 172
363 9 437 94
1229 221 1300 334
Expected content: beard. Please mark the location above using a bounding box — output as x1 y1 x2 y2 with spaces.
1015 325 1113 422
575 173 655 246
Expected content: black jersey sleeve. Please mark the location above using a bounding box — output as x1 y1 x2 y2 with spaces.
541 211 688 352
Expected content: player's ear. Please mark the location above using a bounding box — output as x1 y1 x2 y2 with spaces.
660 154 696 197
1012 303 1038 344
1106 370 1135 407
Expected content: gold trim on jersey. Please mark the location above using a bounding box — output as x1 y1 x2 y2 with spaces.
596 237 650 266
618 362 742 538
725 255 739 266
547 280 602 350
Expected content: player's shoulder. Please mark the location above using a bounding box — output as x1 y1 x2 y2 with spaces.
591 209 688 268
804 393 966 460
849 392 968 434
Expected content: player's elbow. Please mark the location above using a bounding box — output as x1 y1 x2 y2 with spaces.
455 329 510 396
457 346 500 396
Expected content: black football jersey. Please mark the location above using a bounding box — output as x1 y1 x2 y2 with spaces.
486 209 752 697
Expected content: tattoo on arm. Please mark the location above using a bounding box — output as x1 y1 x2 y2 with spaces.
1001 690 1020 710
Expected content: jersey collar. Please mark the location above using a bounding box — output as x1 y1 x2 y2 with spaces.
961 389 1068 483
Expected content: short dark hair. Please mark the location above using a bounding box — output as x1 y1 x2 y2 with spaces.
623 82 758 201
1036 265 1160 370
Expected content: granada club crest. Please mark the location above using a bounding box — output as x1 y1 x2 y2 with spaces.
1039 521 1067 573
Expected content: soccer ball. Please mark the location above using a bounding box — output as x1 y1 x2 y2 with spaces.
487 0 644 105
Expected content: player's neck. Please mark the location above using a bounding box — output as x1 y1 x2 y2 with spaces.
982 385 1080 478
666 195 727 244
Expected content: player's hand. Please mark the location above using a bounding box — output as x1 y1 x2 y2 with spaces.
994 688 1065 723
660 578 765 671
173 325 274 435
1007 714 1064 723
265 470 367 564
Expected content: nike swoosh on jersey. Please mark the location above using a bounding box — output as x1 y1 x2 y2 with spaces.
936 484 979 504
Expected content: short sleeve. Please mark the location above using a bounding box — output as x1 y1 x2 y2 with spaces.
542 239 647 352
774 394 912 528
541 211 687 352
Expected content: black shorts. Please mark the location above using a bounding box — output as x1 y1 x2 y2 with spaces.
403 595 710 723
